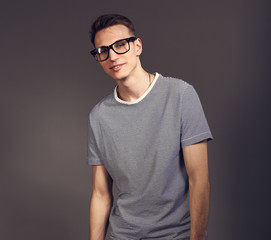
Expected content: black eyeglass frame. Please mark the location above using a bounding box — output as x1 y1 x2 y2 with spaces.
90 36 137 62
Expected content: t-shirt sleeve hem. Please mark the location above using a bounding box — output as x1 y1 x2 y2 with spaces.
181 131 213 148
87 160 104 166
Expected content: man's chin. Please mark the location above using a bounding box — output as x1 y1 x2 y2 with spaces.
110 72 128 82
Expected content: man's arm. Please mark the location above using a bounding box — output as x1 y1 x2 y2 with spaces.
90 165 113 240
183 140 210 240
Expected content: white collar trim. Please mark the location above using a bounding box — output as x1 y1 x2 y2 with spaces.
114 72 159 105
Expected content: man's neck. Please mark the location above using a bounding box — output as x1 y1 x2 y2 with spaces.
116 70 154 102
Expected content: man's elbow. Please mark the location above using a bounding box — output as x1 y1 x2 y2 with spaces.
91 189 113 204
188 174 210 191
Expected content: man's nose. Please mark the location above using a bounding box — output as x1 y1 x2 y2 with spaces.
108 49 119 61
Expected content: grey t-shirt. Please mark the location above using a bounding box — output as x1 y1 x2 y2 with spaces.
88 73 213 239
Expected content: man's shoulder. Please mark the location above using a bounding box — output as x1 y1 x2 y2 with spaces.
158 73 191 93
88 91 114 120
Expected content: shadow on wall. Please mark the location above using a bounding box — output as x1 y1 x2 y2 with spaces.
9 218 73 240
1 169 76 240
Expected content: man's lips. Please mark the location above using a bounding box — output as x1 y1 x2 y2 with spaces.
110 63 124 71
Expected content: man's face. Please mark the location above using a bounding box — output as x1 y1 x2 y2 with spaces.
94 24 142 81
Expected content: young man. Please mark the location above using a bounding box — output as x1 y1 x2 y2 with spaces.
88 14 213 240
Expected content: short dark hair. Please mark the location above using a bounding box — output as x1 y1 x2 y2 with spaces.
90 14 136 46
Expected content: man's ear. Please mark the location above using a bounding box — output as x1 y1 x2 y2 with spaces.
135 38 143 56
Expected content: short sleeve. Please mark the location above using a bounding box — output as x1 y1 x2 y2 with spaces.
180 84 213 148
87 114 104 165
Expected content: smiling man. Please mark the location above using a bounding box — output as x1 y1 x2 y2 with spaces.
88 14 213 240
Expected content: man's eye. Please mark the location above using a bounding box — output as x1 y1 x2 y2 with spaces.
98 48 107 54
115 41 126 48
117 43 125 47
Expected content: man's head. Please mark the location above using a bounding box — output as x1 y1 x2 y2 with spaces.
90 14 143 81
90 14 136 47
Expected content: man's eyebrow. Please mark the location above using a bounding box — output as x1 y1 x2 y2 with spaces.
95 43 110 49
96 45 107 49
96 38 125 49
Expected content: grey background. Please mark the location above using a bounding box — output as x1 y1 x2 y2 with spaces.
1 0 270 239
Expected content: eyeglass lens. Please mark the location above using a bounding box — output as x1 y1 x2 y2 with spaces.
96 39 130 62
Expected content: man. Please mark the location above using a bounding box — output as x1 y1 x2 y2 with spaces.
88 14 213 240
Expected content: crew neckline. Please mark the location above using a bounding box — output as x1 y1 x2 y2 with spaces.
114 72 159 105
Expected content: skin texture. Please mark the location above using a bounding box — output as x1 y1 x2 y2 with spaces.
183 140 210 240
89 165 113 240
89 24 210 240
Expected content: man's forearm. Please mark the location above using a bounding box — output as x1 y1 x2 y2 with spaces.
189 180 210 240
89 193 112 240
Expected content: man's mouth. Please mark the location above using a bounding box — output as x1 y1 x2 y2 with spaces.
110 64 124 71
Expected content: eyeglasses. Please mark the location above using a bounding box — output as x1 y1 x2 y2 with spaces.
90 37 137 62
